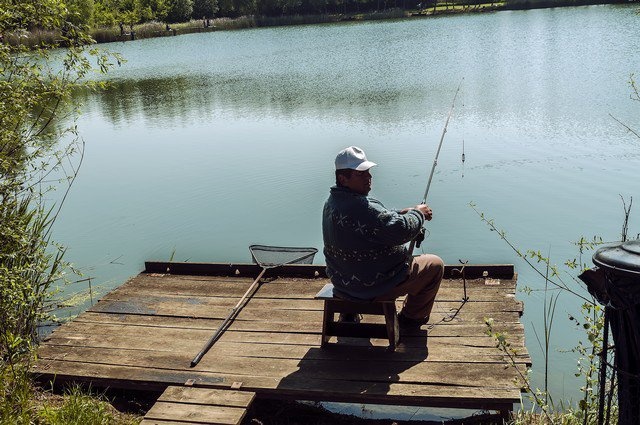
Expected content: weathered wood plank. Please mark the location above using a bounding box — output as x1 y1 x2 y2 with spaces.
48 321 526 348
108 274 516 299
142 386 255 425
144 401 246 425
143 262 515 280
32 359 521 408
102 282 521 308
35 345 527 388
158 386 254 407
40 334 529 364
88 297 523 324
73 311 526 336
90 295 523 326
144 262 327 278
94 291 523 315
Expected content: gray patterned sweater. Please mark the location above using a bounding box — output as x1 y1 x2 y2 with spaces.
322 185 425 300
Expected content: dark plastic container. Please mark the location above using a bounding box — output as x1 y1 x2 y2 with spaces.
583 240 640 425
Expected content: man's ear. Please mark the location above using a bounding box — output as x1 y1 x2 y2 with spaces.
337 173 348 186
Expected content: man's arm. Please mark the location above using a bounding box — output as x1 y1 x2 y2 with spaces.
366 201 426 246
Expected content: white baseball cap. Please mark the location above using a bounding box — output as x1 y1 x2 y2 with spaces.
335 146 377 171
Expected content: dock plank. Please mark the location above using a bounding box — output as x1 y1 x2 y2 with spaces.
36 344 527 387
142 401 247 425
32 359 520 408
143 401 245 425
141 386 255 425
50 319 527 352
157 386 255 406
73 311 526 336
88 297 523 324
97 290 523 314
106 275 516 301
41 330 529 364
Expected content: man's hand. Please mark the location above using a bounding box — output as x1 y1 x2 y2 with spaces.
399 204 433 221
414 204 433 221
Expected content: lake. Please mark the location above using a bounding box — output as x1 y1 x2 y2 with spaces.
53 3 639 412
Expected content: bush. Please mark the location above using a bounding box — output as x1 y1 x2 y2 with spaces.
0 1 121 422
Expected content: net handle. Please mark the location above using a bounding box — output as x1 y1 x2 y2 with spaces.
190 244 317 367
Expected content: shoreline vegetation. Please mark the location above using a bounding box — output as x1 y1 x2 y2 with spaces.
7 0 637 47
91 0 628 44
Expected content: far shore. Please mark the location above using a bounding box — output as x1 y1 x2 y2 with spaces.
88 0 636 44
9 0 635 48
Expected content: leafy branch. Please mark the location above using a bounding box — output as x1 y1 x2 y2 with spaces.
485 317 554 423
469 202 593 302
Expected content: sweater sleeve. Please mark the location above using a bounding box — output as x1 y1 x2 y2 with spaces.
365 200 424 246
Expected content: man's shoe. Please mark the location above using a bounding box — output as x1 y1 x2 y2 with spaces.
397 312 427 329
338 313 361 323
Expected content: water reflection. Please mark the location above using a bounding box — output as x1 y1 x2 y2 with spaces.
81 73 430 129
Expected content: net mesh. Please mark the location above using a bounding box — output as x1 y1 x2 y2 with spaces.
249 244 318 268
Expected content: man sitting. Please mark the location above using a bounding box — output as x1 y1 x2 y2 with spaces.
322 146 443 329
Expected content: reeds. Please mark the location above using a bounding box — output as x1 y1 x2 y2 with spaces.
2 28 61 48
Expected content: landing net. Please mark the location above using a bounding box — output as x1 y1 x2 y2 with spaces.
249 244 318 268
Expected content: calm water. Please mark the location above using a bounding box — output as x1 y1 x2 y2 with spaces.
53 4 639 409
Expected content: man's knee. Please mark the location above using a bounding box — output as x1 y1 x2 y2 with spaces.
430 254 444 271
415 254 444 277
434 255 444 277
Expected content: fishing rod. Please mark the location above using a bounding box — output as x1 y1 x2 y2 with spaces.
408 78 464 254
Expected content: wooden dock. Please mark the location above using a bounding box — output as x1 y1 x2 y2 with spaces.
33 261 530 423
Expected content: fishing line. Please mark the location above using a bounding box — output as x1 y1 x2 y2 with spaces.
425 259 470 330
462 138 466 178
461 84 466 179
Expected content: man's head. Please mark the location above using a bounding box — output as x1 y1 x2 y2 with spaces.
334 146 376 195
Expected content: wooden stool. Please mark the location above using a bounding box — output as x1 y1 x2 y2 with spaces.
315 283 399 350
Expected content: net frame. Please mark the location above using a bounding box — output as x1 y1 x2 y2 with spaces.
249 244 317 267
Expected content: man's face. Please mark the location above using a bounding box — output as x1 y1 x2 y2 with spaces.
340 169 372 195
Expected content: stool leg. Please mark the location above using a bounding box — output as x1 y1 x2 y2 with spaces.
383 302 399 350
321 301 332 347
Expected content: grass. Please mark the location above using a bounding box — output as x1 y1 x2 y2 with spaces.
37 386 141 425
0 362 142 425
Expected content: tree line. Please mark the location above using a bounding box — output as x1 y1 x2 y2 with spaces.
65 0 432 29
64 0 635 32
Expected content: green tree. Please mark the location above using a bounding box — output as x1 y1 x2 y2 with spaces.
277 0 301 14
217 0 235 16
93 0 134 26
137 0 170 22
166 0 194 22
218 0 256 17
193 0 219 18
65 0 95 27
116 0 142 26
93 0 118 26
